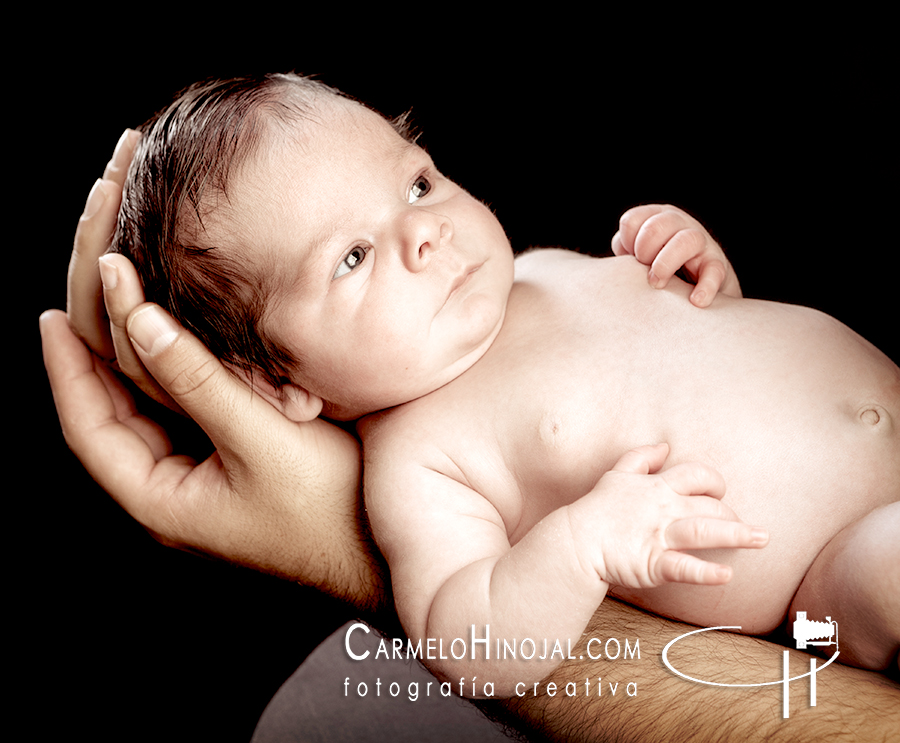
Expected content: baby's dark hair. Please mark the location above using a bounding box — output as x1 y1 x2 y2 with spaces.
112 72 414 392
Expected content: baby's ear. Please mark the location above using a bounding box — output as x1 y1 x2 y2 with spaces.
233 369 324 423
275 382 324 422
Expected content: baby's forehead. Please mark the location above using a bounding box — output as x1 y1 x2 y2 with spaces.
270 94 417 160
207 96 424 269
233 98 428 217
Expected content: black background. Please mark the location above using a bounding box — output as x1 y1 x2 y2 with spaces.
23 28 895 743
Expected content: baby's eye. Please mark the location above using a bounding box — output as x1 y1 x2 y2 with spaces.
333 245 369 280
408 175 432 203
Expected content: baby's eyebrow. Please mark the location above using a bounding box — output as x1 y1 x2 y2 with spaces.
297 219 346 284
263 216 342 301
392 138 429 169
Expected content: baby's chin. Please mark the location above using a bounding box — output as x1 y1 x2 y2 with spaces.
322 321 507 422
321 385 445 423
322 366 477 423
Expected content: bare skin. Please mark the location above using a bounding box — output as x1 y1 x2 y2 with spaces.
225 104 898 690
46 128 900 742
180 100 895 691
365 249 900 691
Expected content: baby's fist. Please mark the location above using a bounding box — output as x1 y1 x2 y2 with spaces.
611 204 741 307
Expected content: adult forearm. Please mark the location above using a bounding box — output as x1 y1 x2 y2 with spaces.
491 599 900 742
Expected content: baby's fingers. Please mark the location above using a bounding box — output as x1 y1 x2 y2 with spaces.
666 518 769 552
656 552 733 585
647 229 706 288
688 258 728 307
660 461 727 500
612 204 668 257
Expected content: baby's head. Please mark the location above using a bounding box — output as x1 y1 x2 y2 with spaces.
114 73 514 421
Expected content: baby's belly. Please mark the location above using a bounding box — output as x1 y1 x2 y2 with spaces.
497 260 900 633
609 391 899 633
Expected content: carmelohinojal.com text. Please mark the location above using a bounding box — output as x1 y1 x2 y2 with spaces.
342 622 640 700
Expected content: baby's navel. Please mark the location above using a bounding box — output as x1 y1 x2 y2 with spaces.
857 403 893 433
860 407 881 425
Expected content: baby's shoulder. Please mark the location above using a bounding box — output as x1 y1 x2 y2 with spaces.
513 248 639 286
359 395 456 470
513 247 593 275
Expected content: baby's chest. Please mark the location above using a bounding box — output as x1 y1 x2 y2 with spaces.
435 375 622 544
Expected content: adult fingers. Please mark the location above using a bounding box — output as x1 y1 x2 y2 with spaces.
124 303 303 475
40 309 178 509
102 128 139 187
67 178 120 359
122 302 371 590
67 130 140 359
99 253 182 412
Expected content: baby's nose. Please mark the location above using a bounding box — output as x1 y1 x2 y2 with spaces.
400 209 453 271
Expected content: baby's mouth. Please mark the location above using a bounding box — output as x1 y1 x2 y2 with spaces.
443 264 481 307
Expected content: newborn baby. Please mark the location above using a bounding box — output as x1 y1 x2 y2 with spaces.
113 73 900 696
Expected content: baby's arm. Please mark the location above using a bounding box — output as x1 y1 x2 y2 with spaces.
365 441 767 697
612 204 741 307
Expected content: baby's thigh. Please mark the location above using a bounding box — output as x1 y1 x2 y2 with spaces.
791 502 899 670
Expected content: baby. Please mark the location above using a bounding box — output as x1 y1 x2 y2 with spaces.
113 73 899 695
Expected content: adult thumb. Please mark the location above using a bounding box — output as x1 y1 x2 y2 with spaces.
125 303 284 460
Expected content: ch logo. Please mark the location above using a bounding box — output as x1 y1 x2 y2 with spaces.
662 613 840 718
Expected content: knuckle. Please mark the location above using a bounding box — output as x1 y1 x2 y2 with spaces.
688 519 709 543
667 555 690 582
678 461 704 483
638 213 666 240
618 205 649 228
116 352 145 382
701 258 727 282
167 356 221 398
107 302 129 329
621 204 660 235
679 228 706 251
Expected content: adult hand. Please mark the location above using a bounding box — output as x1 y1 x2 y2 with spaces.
66 129 135 362
48 130 387 612
66 129 185 411
42 305 383 609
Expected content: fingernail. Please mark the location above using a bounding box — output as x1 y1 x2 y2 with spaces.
751 528 768 545
83 179 108 219
98 255 118 290
128 305 178 356
112 129 138 168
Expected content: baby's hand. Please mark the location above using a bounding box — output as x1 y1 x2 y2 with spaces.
570 444 767 588
611 204 741 307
